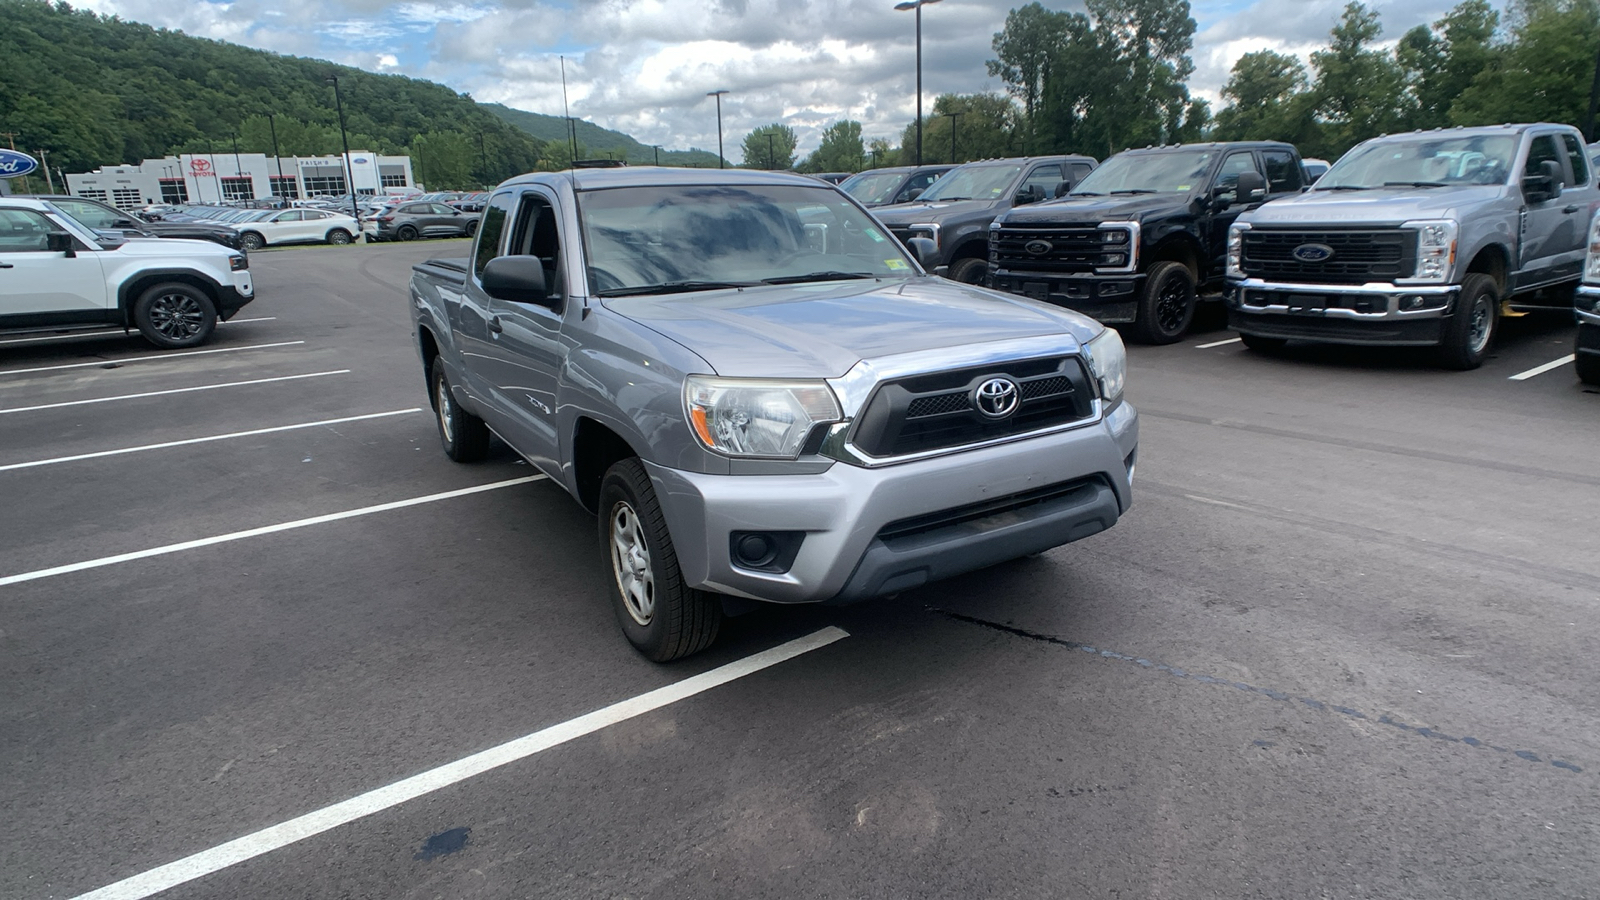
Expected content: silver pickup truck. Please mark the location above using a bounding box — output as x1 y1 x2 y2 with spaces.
1226 123 1600 368
409 168 1138 660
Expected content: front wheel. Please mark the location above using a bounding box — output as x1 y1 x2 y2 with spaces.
1576 334 1600 385
429 360 491 462
599 457 721 662
238 232 266 252
133 282 216 348
326 229 352 245
1132 261 1196 344
1438 273 1497 370
946 257 988 284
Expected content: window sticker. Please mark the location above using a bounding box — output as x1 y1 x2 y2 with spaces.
865 227 887 242
886 258 910 270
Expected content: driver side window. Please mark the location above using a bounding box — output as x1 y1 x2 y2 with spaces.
1524 135 1563 185
473 192 516 278
1216 152 1259 190
507 193 564 302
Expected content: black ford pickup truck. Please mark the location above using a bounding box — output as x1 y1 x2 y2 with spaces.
987 142 1306 343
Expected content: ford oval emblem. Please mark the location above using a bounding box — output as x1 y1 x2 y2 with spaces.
1292 243 1335 263
0 148 40 178
1024 239 1053 255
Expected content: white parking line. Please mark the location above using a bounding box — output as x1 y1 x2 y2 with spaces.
67 626 848 900
0 317 277 347
0 370 349 415
1508 354 1576 381
1195 337 1242 349
0 475 544 587
0 409 422 473
0 340 304 376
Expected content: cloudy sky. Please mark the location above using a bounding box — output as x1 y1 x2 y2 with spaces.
76 0 1473 156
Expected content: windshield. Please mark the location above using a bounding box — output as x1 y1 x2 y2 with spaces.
918 163 1022 202
1319 135 1516 189
46 199 130 231
578 184 916 295
1072 149 1217 195
840 170 909 205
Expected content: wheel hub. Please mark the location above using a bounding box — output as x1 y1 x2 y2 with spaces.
609 502 654 626
149 294 203 340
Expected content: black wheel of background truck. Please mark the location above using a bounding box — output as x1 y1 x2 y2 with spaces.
1133 260 1197 344
1576 342 1600 385
599 457 721 662
133 282 216 349
1239 332 1288 354
429 360 491 462
326 228 352 245
1438 273 1497 370
946 257 988 284
238 231 266 252
397 225 419 242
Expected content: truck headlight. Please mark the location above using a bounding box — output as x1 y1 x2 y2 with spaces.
1400 219 1457 284
1094 222 1139 273
1584 213 1600 284
1084 328 1126 406
908 224 940 248
684 376 842 459
1227 223 1248 277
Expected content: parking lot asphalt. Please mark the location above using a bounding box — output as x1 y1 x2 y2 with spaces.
3 240 1597 899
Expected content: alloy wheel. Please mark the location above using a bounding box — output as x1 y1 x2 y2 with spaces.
609 502 655 626
147 293 205 341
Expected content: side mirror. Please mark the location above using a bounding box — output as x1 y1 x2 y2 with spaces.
1015 185 1046 205
1235 171 1268 204
1524 159 1563 202
114 217 137 228
46 231 77 257
480 256 553 308
903 187 925 202
1053 180 1074 198
906 236 939 270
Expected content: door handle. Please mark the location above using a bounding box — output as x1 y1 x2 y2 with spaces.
1564 205 1580 214
488 316 503 334
0 263 12 269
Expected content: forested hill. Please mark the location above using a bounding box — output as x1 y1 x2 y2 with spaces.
481 104 723 168
0 0 712 186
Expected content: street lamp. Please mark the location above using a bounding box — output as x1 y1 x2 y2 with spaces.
893 0 942 167
267 114 287 203
326 73 362 232
946 111 963 164
706 89 729 169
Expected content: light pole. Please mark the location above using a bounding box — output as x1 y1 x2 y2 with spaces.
706 89 729 169
765 132 777 169
267 113 287 202
653 145 661 166
326 73 363 237
947 111 963 164
893 0 941 167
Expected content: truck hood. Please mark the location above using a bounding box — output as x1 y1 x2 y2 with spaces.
103 236 235 257
871 199 1003 226
1244 185 1505 225
1002 192 1184 225
602 276 1101 379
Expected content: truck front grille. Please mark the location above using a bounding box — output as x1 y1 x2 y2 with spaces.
990 225 1102 273
1241 229 1416 284
849 356 1096 459
876 476 1109 545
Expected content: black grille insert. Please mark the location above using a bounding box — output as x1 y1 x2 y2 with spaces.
877 476 1107 544
991 225 1104 273
850 356 1096 458
1241 229 1416 284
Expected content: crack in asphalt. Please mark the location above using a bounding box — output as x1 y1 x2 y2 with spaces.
931 607 1583 775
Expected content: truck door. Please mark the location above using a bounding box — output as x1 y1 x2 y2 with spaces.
1517 133 1570 287
476 190 568 474
1206 151 1266 279
1550 133 1597 282
0 207 108 322
455 191 515 410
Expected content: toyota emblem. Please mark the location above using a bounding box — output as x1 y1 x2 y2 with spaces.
1024 239 1053 255
972 377 1020 419
1292 243 1335 263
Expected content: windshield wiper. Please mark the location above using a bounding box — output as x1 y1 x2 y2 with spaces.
930 196 969 201
760 271 877 285
1316 184 1373 191
597 280 757 297
1383 181 1448 188
1110 189 1158 195
1070 191 1105 197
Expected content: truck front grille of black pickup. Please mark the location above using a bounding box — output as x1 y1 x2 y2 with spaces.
876 476 1107 544
990 226 1102 273
1241 229 1416 284
849 356 1096 459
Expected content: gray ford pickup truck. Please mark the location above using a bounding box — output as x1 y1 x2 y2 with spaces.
409 168 1138 661
1226 124 1600 368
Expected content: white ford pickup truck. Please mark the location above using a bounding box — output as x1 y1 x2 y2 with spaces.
0 198 254 347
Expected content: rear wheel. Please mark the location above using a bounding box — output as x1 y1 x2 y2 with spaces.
946 257 988 284
429 360 491 462
599 457 721 662
1132 261 1196 344
326 228 352 245
133 282 216 348
238 232 265 251
397 225 418 242
465 220 479 237
1438 273 1497 370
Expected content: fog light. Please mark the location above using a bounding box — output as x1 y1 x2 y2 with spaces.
1403 295 1425 310
735 534 776 568
729 530 805 574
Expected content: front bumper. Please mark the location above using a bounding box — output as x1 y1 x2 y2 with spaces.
1578 286 1600 359
217 272 255 320
1226 277 1459 346
647 401 1138 605
990 269 1144 323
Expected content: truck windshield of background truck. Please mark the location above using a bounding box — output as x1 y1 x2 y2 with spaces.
1318 135 1517 189
917 163 1023 202
1070 148 1217 196
840 170 909 204
578 184 917 296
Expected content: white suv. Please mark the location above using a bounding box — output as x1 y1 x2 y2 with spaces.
0 198 254 348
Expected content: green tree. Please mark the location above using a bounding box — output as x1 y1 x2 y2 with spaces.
987 1 1081 150
1211 50 1321 146
410 131 475 188
1452 0 1600 128
1311 3 1407 155
800 120 865 173
1396 1 1500 129
866 137 900 169
900 94 1019 164
740 124 797 169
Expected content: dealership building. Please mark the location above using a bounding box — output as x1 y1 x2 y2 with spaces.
65 152 416 208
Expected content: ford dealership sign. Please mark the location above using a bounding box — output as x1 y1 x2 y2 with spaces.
0 149 40 178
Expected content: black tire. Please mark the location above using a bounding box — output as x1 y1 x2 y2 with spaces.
1239 332 1288 354
429 359 491 462
326 228 352 245
1438 273 1497 370
238 231 266 252
132 282 216 349
946 257 989 284
396 225 418 242
465 220 478 237
1576 340 1600 385
1132 260 1197 344
599 457 721 662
